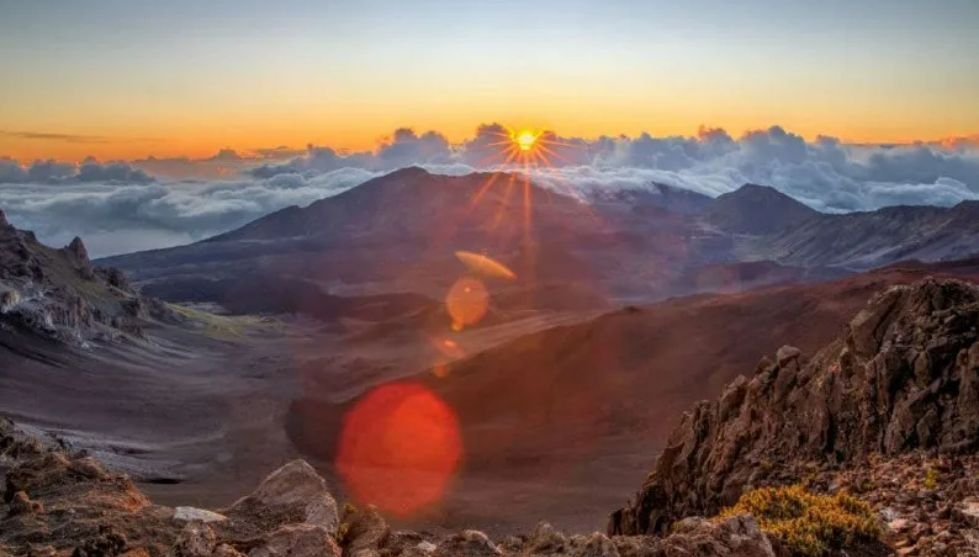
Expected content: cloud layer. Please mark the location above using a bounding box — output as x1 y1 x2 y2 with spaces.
1 124 978 257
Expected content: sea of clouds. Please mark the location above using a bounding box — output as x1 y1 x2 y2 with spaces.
1 124 978 257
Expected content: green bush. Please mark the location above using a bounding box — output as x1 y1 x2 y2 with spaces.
720 485 882 556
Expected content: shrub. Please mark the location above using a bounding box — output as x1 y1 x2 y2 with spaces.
924 467 939 490
720 485 882 556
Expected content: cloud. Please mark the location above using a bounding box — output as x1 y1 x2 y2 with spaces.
0 167 376 257
0 130 111 144
250 128 452 178
0 158 153 185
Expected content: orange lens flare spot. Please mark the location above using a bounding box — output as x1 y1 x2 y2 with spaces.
445 277 489 328
454 251 517 281
336 383 462 517
432 363 450 379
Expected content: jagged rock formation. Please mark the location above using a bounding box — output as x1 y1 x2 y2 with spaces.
0 209 168 344
610 279 979 542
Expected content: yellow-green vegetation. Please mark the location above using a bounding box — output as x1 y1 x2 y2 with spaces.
335 502 359 543
168 303 272 339
721 485 882 557
924 467 939 490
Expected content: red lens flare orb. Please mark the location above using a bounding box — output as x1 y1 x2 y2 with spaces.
335 383 462 517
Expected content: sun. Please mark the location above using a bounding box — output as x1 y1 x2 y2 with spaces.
514 130 539 152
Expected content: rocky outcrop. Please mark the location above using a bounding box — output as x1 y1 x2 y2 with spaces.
0 209 170 344
610 278 979 536
0 415 785 557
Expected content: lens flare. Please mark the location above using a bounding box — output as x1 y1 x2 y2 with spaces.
336 383 462 516
445 276 489 329
454 250 517 281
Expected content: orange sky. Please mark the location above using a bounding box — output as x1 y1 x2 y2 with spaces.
2 2 977 163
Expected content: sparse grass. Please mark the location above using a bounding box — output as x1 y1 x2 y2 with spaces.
336 501 359 542
721 485 882 557
167 303 270 339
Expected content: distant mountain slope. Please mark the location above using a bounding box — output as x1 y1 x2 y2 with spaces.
99 169 979 310
588 182 714 216
758 200 979 269
705 183 819 234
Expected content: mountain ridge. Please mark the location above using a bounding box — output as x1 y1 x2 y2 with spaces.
609 278 979 553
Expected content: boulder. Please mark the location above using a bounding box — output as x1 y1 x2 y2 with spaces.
433 530 502 557
525 522 567 554
248 524 340 557
7 490 43 516
224 460 339 537
339 505 390 556
571 532 618 557
169 522 216 557
173 506 228 524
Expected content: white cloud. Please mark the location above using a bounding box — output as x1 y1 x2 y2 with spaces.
0 168 376 257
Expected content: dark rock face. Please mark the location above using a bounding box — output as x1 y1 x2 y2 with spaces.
610 278 979 535
0 215 164 344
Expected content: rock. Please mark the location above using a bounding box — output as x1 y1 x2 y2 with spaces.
8 490 43 516
611 279 979 535
954 496 979 528
661 515 774 557
69 456 110 480
225 460 339 536
417 541 438 553
66 237 90 263
248 524 340 557
173 506 228 524
0 287 20 313
213 545 246 557
71 525 128 557
526 522 568 554
169 522 215 557
775 345 801 366
888 518 911 532
340 505 389 556
572 532 618 557
433 530 502 557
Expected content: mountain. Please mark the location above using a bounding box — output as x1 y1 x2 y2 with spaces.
705 184 819 235
0 208 169 345
100 167 718 307
588 182 714 216
609 278 979 554
757 200 979 269
100 171 979 319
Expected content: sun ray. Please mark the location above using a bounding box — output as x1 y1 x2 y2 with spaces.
491 174 516 230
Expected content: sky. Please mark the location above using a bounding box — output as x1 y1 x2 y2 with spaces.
1 1 979 258
2 0 979 161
